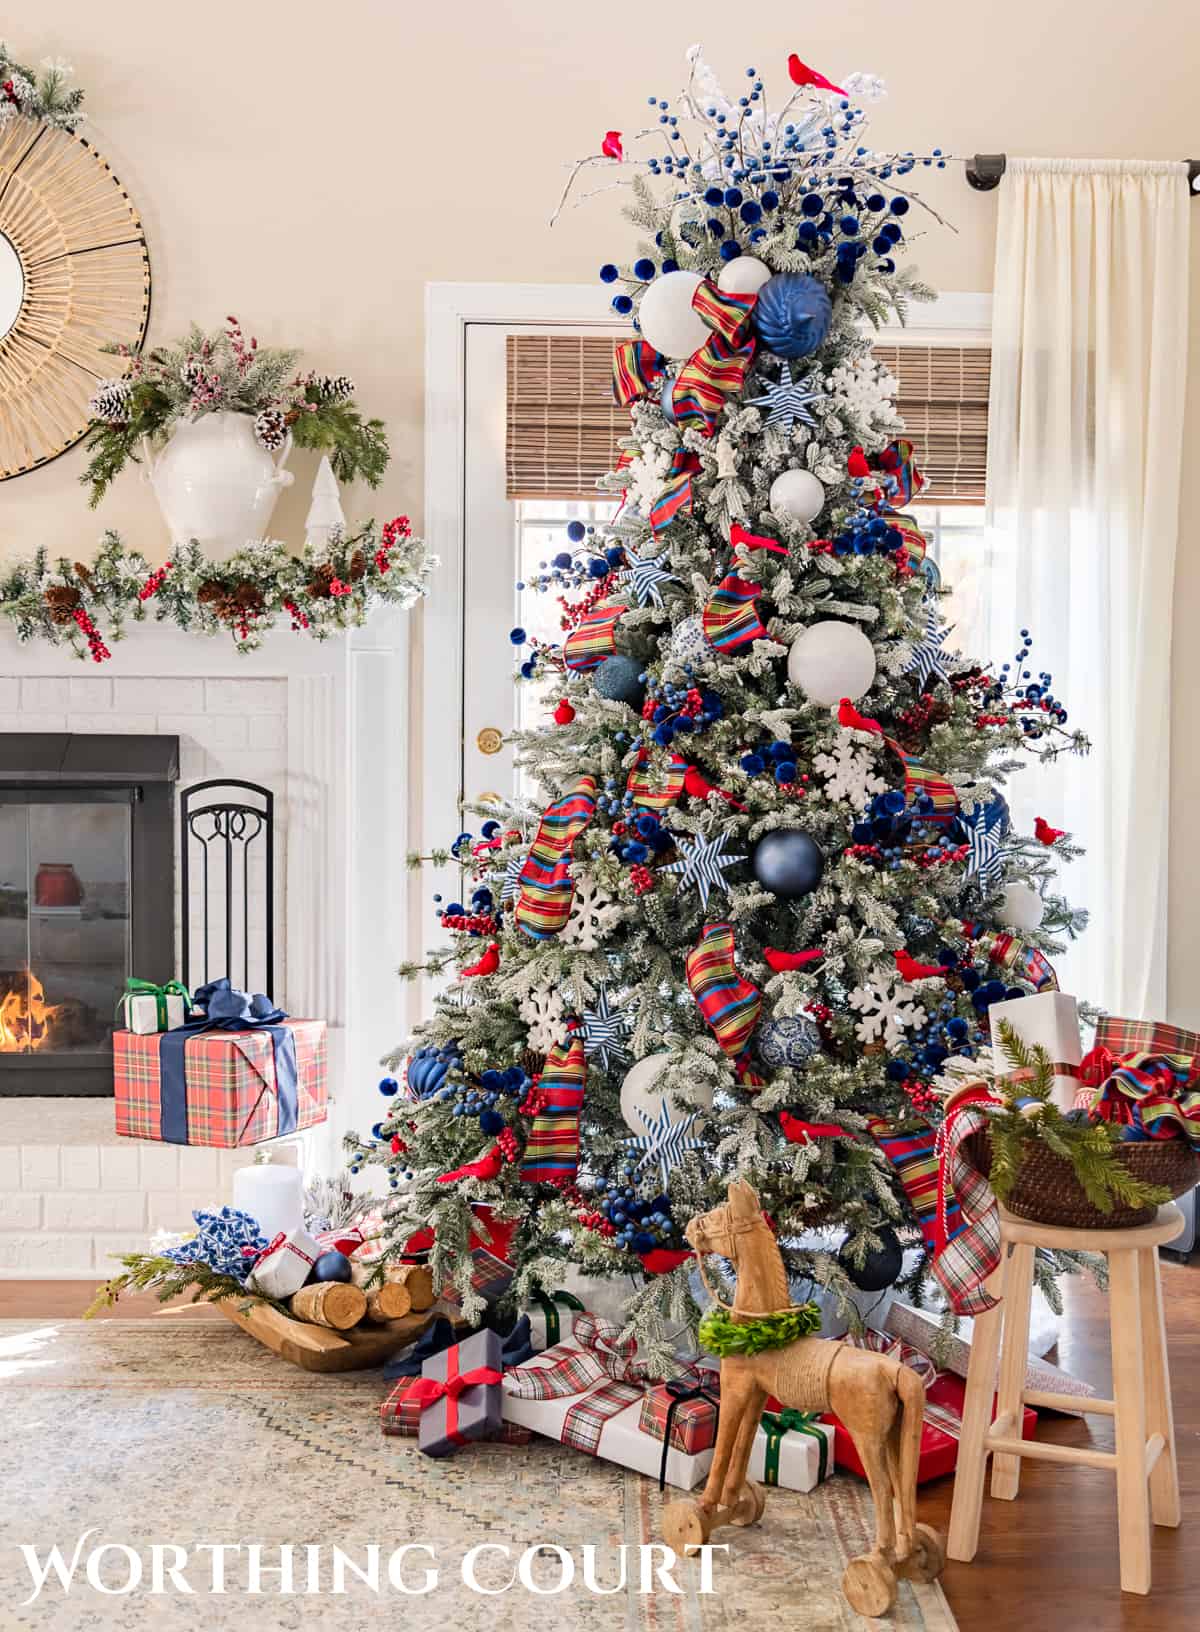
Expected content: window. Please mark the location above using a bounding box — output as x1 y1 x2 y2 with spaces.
908 504 996 655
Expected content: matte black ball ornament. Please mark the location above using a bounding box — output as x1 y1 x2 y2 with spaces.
751 829 825 898
838 1226 903 1292
594 653 645 709
310 1250 354 1284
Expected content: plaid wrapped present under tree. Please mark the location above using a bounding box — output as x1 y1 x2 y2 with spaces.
114 1020 327 1146
380 1378 531 1443
639 1373 721 1455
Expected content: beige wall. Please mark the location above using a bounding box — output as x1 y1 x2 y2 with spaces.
4 1 1198 1019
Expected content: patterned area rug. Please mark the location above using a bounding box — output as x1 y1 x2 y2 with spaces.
0 1319 957 1632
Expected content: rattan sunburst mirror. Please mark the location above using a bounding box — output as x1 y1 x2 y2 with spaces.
0 120 150 479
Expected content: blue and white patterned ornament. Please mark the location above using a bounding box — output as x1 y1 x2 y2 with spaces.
962 798 1007 887
904 608 953 689
162 1207 268 1282
751 273 833 359
624 547 680 609
755 1014 822 1070
669 613 712 669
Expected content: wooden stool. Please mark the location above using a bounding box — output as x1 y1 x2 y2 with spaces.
947 1202 1183 1595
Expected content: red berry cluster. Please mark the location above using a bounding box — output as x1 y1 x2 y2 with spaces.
496 1127 521 1164
575 1208 616 1239
847 842 883 862
974 713 1008 729
629 863 655 896
807 538 835 556
519 1084 549 1118
72 607 111 662
915 841 969 870
559 574 616 631
328 577 352 598
898 695 937 737
376 515 411 573
441 911 499 935
390 1135 407 1155
680 687 704 718
903 1078 938 1115
138 561 172 601
283 598 311 630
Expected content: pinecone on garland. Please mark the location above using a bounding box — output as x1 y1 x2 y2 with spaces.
87 379 132 425
306 563 336 600
253 406 288 452
43 585 83 625
313 373 355 402
197 578 266 623
349 549 366 582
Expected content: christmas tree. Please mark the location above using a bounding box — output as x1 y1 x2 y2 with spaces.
347 48 1087 1365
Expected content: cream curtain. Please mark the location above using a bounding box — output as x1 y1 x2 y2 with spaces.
983 158 1190 1016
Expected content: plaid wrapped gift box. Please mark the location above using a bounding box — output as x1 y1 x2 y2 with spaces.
380 1378 531 1443
114 1020 327 1147
638 1373 721 1455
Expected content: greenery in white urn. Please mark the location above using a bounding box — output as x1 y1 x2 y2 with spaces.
82 318 390 505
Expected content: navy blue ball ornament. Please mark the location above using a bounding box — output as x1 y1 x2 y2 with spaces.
594 654 645 709
838 1226 903 1292
310 1250 353 1284
752 829 825 898
751 273 833 359
756 1014 822 1070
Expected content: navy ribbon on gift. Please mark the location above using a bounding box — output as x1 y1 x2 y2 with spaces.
658 1375 721 1492
157 978 298 1145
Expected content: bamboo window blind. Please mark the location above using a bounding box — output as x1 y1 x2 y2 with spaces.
506 333 991 504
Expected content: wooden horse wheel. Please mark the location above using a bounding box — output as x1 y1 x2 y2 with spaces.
0 119 150 479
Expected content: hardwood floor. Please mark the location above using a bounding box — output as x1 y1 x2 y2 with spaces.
2 1262 1196 1631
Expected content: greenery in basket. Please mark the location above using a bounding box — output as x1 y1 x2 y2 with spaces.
84 1252 295 1322
82 318 389 505
986 1022 1172 1215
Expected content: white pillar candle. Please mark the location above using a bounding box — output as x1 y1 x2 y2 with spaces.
233 1162 305 1240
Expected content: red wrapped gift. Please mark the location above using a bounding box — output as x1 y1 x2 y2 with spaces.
380 1378 531 1443
638 1374 721 1455
823 1370 1036 1484
114 1020 327 1146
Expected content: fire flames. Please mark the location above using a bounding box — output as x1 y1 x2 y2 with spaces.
0 971 64 1052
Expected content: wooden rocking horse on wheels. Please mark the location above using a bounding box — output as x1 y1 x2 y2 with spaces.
663 1179 945 1617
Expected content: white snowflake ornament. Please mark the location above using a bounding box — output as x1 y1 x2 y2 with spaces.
561 873 622 951
812 735 889 807
847 969 928 1051
519 984 569 1054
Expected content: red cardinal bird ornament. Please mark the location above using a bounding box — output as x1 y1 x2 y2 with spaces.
787 54 847 97
847 445 872 479
837 698 883 735
461 941 500 978
1034 817 1066 845
683 764 747 811
601 131 623 160
894 949 949 982
764 947 825 973
437 1144 505 1184
730 522 789 557
780 1111 849 1143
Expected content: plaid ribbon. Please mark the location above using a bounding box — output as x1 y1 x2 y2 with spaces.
513 776 596 940
563 601 625 673
957 919 1059 993
519 1036 587 1181
884 738 957 828
650 450 702 536
840 1327 940 1389
626 745 686 811
881 511 928 567
871 439 925 510
653 1377 720 1490
529 1288 586 1348
504 1312 655 1456
867 1115 964 1254
759 1409 828 1486
929 1085 1003 1316
701 574 767 654
1078 1017 1200 1143
686 921 761 1075
613 281 758 437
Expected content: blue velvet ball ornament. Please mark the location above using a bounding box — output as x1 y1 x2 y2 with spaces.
310 1250 353 1284
594 654 645 709
756 1014 822 1070
752 829 825 898
751 273 833 359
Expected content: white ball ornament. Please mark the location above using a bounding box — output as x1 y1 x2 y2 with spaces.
769 468 826 525
619 1054 713 1133
637 270 708 359
1000 881 1045 932
717 256 774 296
787 620 877 706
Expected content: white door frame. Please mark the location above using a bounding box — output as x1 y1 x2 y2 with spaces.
418 282 991 963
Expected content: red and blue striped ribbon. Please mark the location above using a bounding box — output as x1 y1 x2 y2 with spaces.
520 1036 588 1181
563 602 624 673
650 451 701 536
612 341 666 406
685 922 761 1070
626 745 686 811
702 574 766 654
612 281 758 435
884 737 957 828
514 777 596 940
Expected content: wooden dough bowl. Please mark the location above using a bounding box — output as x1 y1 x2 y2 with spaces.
217 1296 441 1373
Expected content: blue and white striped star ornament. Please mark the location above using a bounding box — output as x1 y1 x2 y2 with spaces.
904 608 953 688
627 1097 705 1189
499 850 525 904
624 548 680 609
962 798 1006 887
662 831 745 909
746 361 823 430
579 987 633 1072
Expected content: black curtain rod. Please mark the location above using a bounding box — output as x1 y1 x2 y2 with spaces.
966 154 1200 193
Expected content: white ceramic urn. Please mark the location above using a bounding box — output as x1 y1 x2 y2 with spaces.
145 411 294 561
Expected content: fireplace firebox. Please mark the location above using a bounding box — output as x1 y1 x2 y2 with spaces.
0 734 178 1096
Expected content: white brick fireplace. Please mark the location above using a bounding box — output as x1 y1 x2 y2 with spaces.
0 611 414 1275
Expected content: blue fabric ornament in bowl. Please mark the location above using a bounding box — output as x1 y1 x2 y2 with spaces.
309 1249 353 1284
594 653 645 709
756 1013 822 1070
751 273 833 359
751 829 825 898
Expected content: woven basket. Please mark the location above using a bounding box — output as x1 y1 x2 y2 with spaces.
964 1130 1199 1230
